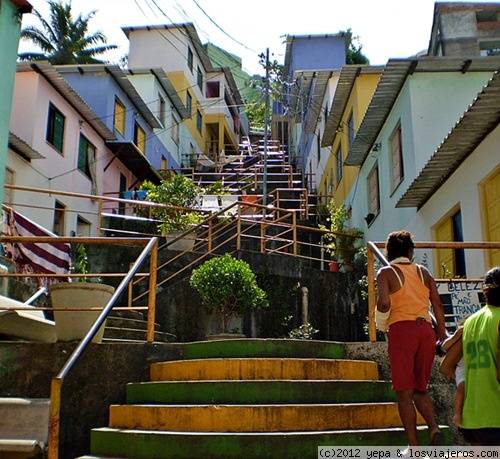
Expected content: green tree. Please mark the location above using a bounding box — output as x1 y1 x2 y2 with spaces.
344 29 370 64
19 0 117 64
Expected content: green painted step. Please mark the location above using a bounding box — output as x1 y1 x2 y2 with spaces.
126 380 397 405
150 358 377 381
83 426 450 459
181 338 346 360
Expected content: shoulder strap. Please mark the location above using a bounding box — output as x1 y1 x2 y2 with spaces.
389 265 403 288
416 264 425 283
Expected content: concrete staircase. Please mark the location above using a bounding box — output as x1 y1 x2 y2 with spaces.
0 397 50 459
76 339 449 459
103 309 176 343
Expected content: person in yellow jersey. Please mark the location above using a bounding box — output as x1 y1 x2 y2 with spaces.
443 266 500 445
376 230 447 446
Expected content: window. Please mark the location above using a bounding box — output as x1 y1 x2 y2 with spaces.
76 216 91 237
53 200 66 236
172 116 179 145
206 81 220 98
336 145 343 185
390 124 404 190
186 91 192 117
197 66 203 91
158 95 166 127
46 104 65 153
78 134 95 178
347 112 354 148
187 46 193 72
118 173 126 215
161 156 168 172
368 164 380 215
196 109 203 133
134 122 146 153
434 208 466 278
114 98 126 135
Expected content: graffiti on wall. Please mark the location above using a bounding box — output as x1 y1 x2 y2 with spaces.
437 281 484 331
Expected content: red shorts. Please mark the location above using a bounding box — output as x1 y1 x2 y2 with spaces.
388 320 436 392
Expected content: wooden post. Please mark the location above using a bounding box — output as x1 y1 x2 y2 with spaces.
146 239 158 343
367 244 377 342
47 378 63 459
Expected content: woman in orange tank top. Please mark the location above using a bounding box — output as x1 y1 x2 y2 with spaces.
376 230 447 447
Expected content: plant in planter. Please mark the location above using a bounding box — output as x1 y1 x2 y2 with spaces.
189 253 269 335
319 202 363 271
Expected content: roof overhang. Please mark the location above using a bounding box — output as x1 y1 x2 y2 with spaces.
17 61 116 142
106 141 162 184
345 56 500 166
322 65 384 147
55 64 161 129
397 70 500 209
8 132 45 160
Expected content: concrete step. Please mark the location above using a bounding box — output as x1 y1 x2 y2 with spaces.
150 358 378 381
108 402 416 432
82 426 449 459
126 380 396 405
105 316 160 332
0 397 50 459
181 338 346 359
103 327 176 343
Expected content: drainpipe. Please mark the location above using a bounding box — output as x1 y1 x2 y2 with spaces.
301 286 309 325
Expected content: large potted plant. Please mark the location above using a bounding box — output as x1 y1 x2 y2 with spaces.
140 175 204 250
189 253 269 338
320 202 363 271
49 243 115 343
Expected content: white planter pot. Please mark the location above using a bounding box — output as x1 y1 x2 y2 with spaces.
165 231 196 251
49 283 115 343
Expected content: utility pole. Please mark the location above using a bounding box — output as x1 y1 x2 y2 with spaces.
263 48 270 207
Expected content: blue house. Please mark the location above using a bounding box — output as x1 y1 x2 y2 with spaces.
281 33 348 181
56 65 175 185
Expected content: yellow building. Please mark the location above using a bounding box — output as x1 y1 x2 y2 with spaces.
124 23 243 168
320 65 383 207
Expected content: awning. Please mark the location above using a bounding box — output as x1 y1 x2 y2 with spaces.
106 141 162 184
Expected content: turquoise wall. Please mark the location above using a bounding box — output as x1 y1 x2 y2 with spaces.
0 1 27 207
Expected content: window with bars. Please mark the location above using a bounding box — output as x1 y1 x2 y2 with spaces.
187 46 193 72
196 109 203 133
46 103 65 153
78 134 95 178
390 123 404 190
368 163 380 215
197 66 203 91
186 91 192 117
158 95 166 127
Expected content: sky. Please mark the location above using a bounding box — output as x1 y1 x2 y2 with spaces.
19 0 500 76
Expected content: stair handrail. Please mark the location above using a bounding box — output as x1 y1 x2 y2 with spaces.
48 235 159 459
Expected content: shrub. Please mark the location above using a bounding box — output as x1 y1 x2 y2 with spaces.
190 254 269 333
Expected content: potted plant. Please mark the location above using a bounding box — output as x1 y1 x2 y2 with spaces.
189 253 269 338
49 243 115 343
320 202 363 272
140 175 204 250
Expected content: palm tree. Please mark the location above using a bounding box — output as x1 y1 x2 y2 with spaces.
18 0 117 64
